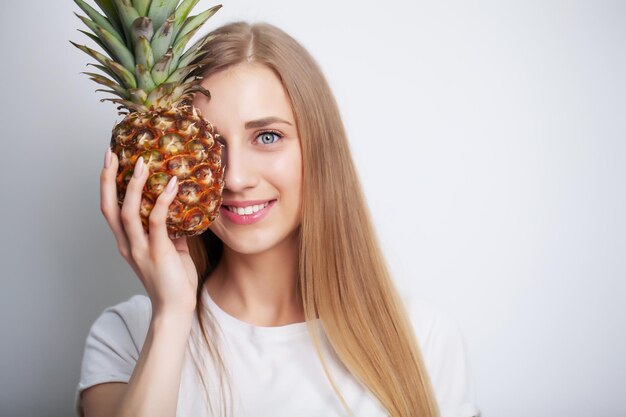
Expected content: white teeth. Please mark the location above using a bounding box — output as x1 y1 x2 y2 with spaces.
226 201 270 215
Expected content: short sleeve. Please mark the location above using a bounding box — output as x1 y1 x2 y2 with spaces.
74 295 152 417
406 299 480 417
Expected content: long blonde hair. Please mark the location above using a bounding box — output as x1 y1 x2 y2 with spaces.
187 21 439 417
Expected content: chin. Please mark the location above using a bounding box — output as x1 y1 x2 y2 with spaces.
213 226 300 257
222 238 282 256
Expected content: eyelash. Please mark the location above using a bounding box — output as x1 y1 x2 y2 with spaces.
215 130 284 148
255 130 283 145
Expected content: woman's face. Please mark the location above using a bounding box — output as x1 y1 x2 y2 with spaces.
193 63 302 255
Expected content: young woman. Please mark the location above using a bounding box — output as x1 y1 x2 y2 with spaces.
76 22 478 417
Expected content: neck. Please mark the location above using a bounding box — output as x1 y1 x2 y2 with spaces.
205 231 304 326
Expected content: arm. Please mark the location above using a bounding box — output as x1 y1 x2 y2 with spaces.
82 312 193 417
82 383 126 417
81 149 199 417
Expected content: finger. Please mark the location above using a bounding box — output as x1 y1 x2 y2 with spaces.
148 175 179 249
100 148 130 255
120 156 150 252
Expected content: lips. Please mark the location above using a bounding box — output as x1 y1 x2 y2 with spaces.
221 199 273 208
224 201 270 215
219 200 276 225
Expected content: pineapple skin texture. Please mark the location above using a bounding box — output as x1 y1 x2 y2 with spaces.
111 104 224 238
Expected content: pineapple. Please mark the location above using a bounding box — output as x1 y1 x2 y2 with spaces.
71 0 224 238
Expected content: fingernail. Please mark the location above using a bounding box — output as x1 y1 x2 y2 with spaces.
133 156 144 178
104 147 111 168
165 176 178 194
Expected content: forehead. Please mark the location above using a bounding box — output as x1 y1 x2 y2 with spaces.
194 63 295 127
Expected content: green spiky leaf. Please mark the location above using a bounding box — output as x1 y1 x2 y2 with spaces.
74 0 124 44
132 0 151 15
112 0 140 47
82 71 129 98
151 48 173 84
75 14 114 56
134 36 155 68
165 63 200 84
150 15 175 62
93 0 124 35
172 0 200 40
128 88 148 104
95 88 128 99
107 61 138 89
73 1 223 112
135 64 156 90
77 29 109 56
159 81 209 106
174 5 221 45
177 34 214 68
100 97 145 113
131 17 154 46
71 41 137 89
88 63 124 86
148 0 179 33
168 26 199 74
145 82 176 106
94 25 136 71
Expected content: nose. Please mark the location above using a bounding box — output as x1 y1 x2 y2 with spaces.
221 141 258 193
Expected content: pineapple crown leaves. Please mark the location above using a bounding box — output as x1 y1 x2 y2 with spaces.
71 0 221 113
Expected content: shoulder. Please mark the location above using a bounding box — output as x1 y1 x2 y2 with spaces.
86 294 152 358
98 294 152 326
75 295 152 416
93 294 152 344
403 296 480 417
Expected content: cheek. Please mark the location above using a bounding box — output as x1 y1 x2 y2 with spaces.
263 148 302 198
261 143 302 188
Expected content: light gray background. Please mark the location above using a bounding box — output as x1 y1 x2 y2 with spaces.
1 1 624 416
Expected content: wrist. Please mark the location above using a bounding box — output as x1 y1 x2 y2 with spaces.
151 306 196 330
151 296 197 318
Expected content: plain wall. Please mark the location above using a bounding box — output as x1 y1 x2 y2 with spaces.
1 1 624 416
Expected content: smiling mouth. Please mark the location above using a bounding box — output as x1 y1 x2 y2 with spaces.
223 201 272 215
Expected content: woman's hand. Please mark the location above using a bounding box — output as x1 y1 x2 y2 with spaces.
100 147 198 317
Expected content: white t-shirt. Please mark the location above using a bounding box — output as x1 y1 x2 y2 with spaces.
75 287 479 417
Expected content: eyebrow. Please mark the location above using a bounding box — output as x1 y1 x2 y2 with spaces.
244 117 292 129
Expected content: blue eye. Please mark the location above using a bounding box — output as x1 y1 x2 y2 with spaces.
256 131 282 145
